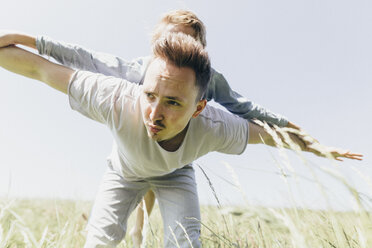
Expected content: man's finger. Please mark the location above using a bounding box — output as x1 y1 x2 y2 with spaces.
341 152 363 161
345 155 363 161
346 153 363 157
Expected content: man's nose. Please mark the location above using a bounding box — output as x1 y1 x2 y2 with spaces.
149 102 164 121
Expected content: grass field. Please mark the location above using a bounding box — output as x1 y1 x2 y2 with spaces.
1 129 370 247
0 197 371 247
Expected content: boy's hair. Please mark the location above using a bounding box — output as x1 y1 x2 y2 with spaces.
152 9 207 48
152 32 211 100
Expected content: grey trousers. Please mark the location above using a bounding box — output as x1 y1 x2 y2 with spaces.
84 164 201 248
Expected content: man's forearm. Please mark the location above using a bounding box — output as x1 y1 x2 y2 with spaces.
248 120 305 150
248 120 363 161
0 46 73 93
0 46 42 80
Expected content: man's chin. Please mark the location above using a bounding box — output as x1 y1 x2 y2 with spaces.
147 130 162 141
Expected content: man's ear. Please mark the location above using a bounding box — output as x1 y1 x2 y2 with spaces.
192 99 207 118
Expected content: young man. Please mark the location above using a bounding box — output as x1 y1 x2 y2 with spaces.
0 10 306 246
0 32 362 247
0 10 363 247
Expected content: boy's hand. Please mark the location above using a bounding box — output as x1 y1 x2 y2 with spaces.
0 30 16 48
0 30 36 49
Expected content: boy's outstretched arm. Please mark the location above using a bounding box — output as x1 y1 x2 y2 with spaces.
247 120 363 161
0 30 141 79
205 70 289 127
0 45 74 94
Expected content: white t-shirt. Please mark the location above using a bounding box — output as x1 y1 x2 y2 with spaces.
68 71 249 180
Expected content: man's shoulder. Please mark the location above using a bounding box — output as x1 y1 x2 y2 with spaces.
188 104 249 155
190 104 248 140
197 104 245 126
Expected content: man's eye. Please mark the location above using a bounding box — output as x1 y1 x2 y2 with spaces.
167 101 180 106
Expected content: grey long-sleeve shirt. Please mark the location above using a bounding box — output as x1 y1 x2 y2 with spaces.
36 35 288 127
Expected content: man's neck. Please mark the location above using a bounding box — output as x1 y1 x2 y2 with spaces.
158 123 189 152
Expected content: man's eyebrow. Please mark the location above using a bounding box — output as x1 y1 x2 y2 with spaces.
143 90 184 102
165 96 183 101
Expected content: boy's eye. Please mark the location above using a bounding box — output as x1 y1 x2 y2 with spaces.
146 93 155 100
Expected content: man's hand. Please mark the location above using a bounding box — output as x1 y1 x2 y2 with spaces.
285 121 319 151
0 30 36 49
252 120 363 162
282 125 363 161
306 143 363 161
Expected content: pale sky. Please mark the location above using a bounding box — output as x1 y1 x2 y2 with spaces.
0 0 371 210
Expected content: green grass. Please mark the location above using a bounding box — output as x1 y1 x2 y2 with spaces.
0 198 371 247
1 128 370 247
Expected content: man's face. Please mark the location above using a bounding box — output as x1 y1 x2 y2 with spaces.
140 58 206 142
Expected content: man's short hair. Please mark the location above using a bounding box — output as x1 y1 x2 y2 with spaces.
152 32 211 100
152 9 207 48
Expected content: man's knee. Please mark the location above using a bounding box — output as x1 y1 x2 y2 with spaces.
84 222 126 248
164 218 201 248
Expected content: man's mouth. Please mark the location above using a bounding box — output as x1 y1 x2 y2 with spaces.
148 124 163 134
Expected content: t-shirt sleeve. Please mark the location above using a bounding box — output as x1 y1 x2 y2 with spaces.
199 106 249 155
216 111 249 155
68 70 133 124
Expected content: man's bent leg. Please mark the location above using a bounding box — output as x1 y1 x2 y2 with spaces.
151 165 201 248
85 166 150 248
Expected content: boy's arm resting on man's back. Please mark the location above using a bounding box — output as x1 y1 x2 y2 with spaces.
0 45 74 94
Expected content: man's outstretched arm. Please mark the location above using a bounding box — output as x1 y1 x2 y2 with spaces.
0 46 74 94
247 120 363 161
